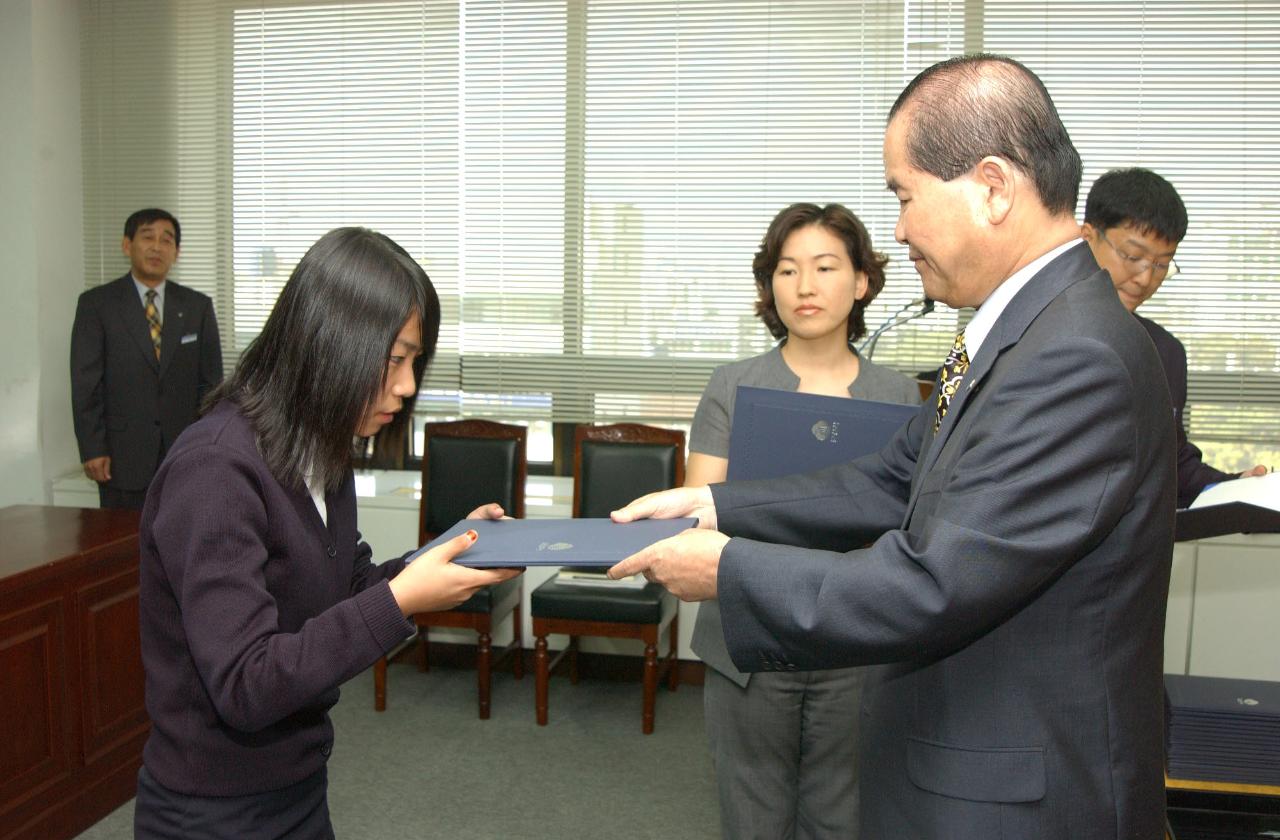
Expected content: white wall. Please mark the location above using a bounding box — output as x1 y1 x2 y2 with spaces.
0 0 84 507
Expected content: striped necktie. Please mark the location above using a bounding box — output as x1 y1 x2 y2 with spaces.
933 331 969 433
145 289 161 361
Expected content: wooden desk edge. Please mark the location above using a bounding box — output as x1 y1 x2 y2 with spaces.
1166 775 1280 796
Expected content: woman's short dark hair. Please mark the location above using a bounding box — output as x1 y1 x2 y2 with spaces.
209 227 440 492
753 203 889 343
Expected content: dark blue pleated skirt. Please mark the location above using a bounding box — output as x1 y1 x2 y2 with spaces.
133 764 334 840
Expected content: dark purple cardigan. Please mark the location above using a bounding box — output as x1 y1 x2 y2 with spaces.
138 399 414 796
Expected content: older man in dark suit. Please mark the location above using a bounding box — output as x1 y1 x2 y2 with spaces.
71 209 223 509
612 55 1175 839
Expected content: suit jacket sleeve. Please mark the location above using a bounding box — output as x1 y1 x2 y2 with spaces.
1165 340 1234 507
70 291 108 462
1175 421 1234 508
714 333 1140 672
1144 316 1234 507
197 299 225 402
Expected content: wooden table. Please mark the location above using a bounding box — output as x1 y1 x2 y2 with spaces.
1167 775 1280 837
0 505 148 840
1168 777 1280 797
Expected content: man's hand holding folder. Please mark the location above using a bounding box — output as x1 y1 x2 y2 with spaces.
609 485 727 601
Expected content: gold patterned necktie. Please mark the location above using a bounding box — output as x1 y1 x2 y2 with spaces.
933 331 969 433
145 289 161 361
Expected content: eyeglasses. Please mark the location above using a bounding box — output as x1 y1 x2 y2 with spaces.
1098 229 1179 279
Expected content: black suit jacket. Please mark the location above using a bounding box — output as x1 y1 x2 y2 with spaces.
1135 314 1235 508
712 243 1175 839
71 274 224 491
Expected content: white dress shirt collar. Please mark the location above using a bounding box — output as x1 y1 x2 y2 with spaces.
131 274 167 321
963 238 1082 361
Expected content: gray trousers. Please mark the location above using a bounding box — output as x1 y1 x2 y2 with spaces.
704 665 863 840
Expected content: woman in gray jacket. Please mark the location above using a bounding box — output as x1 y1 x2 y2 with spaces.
686 203 921 840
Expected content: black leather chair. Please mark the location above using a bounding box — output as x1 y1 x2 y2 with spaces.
531 423 683 734
373 419 526 719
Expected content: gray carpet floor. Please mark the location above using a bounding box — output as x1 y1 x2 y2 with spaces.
75 660 719 839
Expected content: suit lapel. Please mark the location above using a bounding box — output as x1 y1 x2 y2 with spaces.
158 284 184 379
903 243 1101 522
116 275 160 373
915 336 998 481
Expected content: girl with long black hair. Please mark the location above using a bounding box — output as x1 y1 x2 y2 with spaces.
134 227 518 838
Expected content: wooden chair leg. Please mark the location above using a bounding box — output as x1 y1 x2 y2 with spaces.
373 655 387 711
535 635 549 726
667 614 680 691
642 641 657 734
512 605 525 680
569 636 580 685
477 631 493 720
417 626 430 673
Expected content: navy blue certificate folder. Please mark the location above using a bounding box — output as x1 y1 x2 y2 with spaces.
726 385 919 481
408 517 698 568
1164 674 1280 785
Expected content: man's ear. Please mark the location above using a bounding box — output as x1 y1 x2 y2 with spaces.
975 156 1016 225
121 236 132 257
1080 221 1098 242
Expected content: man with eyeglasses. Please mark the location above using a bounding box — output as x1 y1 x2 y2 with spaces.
1082 167 1267 507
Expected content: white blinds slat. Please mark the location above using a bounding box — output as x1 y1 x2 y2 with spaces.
80 0 1280 468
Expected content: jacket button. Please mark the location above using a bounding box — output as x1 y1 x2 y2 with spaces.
327 545 337 558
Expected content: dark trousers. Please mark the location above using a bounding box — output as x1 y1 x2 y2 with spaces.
133 765 334 840
98 484 148 510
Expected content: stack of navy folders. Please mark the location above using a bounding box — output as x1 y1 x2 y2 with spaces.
408 517 698 569
727 385 919 481
1164 674 1280 786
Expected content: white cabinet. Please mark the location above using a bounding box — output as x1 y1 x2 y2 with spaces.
1164 543 1198 675
1181 535 1280 681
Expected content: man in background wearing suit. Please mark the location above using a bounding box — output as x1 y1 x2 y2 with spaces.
71 209 223 509
612 55 1175 838
1081 167 1267 507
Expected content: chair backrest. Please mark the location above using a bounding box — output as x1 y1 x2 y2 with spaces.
420 419 527 542
573 423 686 519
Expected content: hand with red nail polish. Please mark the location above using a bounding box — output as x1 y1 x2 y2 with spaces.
389 527 520 616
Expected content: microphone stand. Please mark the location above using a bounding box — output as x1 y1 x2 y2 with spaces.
859 298 935 359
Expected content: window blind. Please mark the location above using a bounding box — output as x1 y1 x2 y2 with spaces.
80 0 1280 467
982 0 1280 470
